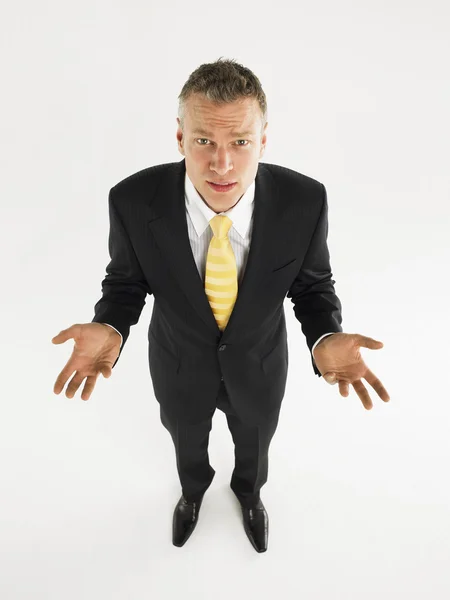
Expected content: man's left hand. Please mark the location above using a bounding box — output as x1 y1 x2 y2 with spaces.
312 333 390 410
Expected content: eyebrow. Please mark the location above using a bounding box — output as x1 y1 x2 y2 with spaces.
192 129 255 138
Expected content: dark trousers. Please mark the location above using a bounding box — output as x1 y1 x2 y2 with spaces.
159 380 280 509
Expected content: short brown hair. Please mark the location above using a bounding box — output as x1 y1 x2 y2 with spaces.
178 57 268 135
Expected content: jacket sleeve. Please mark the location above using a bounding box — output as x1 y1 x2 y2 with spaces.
91 186 150 368
286 183 344 377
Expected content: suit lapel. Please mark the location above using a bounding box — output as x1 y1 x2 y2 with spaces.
147 159 282 342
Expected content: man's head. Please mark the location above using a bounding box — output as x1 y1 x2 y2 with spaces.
176 58 268 213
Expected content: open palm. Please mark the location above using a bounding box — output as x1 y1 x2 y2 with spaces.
312 332 390 410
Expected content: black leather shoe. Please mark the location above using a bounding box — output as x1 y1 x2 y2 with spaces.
172 494 204 547
240 498 268 553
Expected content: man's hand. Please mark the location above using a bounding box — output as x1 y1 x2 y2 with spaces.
52 323 121 401
312 333 390 410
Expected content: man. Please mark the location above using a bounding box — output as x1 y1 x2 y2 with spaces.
52 58 390 553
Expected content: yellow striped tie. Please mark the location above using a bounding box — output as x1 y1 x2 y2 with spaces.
205 215 238 331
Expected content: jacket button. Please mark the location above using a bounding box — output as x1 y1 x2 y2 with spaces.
218 345 227 351
220 376 224 381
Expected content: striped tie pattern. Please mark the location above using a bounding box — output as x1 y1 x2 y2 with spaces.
205 215 238 331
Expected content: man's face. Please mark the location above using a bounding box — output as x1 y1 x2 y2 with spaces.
176 94 267 213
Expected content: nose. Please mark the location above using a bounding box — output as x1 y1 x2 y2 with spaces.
210 147 233 176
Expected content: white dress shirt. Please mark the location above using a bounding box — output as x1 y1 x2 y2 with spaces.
103 171 335 363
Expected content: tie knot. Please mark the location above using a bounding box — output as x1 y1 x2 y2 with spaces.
209 215 233 239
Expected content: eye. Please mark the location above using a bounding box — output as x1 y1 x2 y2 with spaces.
195 139 249 146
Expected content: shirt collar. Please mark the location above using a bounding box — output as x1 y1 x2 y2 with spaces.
184 171 255 239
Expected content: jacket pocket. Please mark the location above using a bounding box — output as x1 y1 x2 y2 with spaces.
271 257 297 273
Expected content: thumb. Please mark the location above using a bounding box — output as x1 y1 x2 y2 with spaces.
324 372 337 385
356 334 384 349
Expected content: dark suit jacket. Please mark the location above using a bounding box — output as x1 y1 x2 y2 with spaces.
91 158 343 425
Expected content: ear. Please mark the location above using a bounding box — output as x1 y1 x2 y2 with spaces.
176 120 185 155
259 123 268 158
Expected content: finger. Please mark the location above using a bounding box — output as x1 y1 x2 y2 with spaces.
363 368 390 402
338 380 349 397
324 372 338 385
100 366 112 379
53 364 77 394
80 374 99 401
355 334 384 350
352 380 373 410
51 326 76 344
65 372 86 399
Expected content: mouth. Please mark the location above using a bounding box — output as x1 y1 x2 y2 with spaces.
207 181 237 192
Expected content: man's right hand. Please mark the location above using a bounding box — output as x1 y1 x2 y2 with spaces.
51 323 121 401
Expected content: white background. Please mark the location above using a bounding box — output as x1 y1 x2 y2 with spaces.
1 0 449 598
